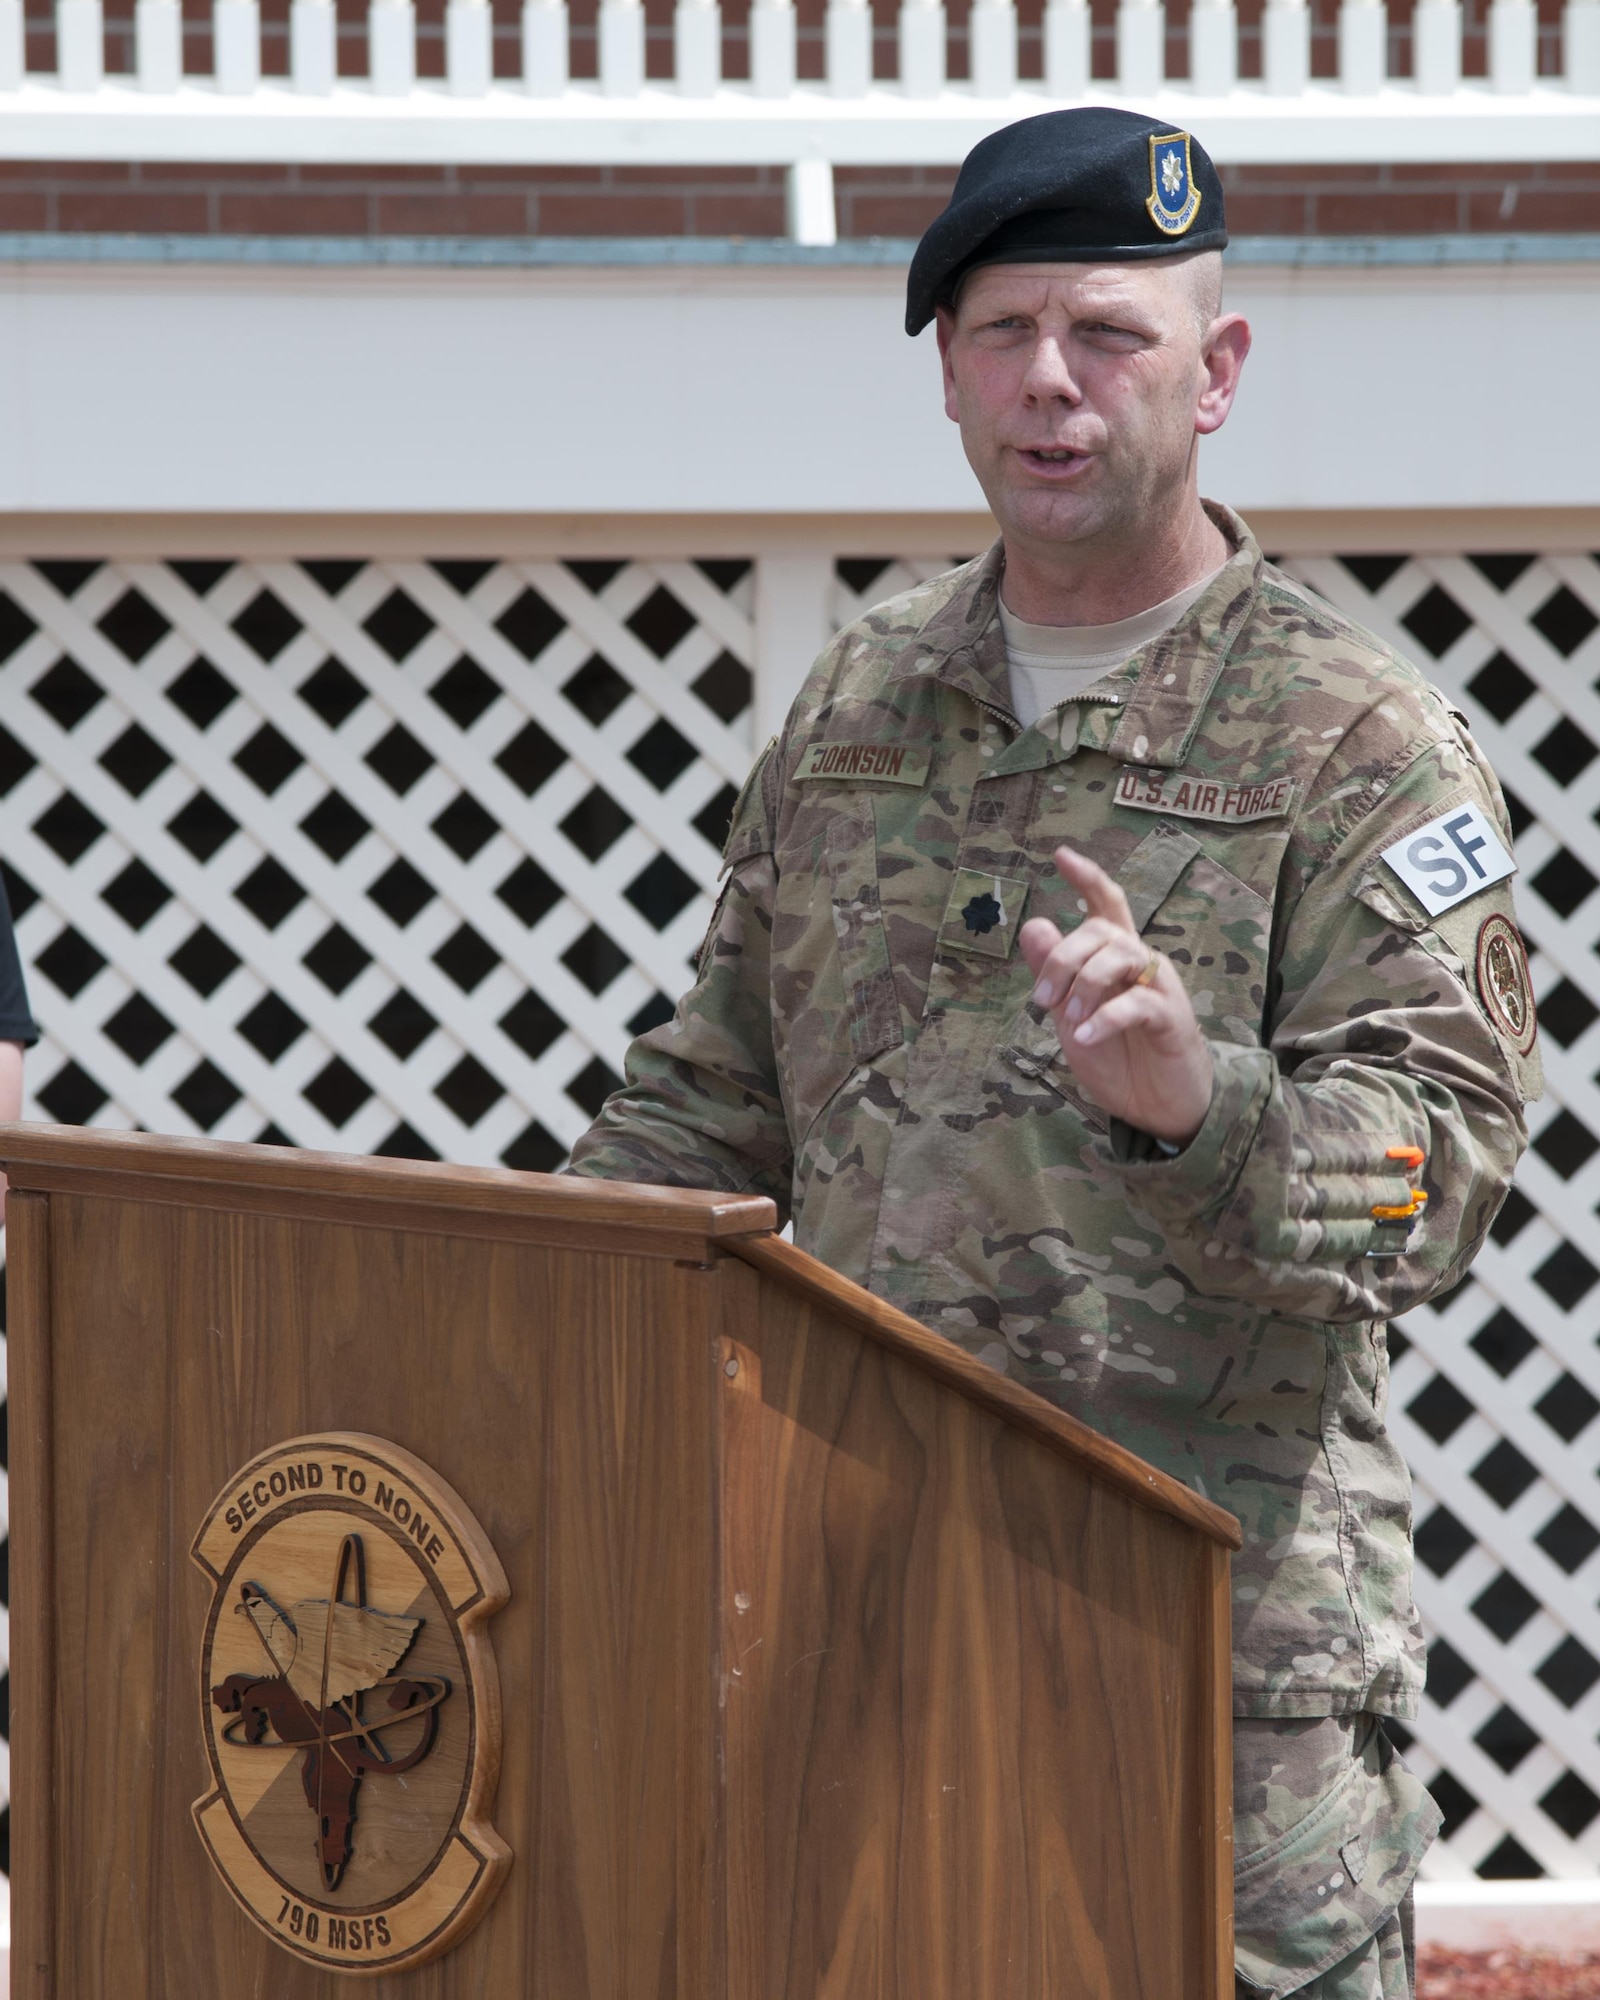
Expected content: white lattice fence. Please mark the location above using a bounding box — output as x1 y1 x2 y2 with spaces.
0 555 756 1161
1275 550 1600 1882
0 541 1598 1885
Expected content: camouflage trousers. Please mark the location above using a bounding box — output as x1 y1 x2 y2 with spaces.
1233 1717 1441 2000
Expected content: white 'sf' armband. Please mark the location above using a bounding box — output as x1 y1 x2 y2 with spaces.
1381 804 1515 917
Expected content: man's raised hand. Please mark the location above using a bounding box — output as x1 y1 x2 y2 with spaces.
1017 845 1214 1147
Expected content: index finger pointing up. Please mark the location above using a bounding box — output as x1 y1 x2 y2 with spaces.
1052 845 1137 937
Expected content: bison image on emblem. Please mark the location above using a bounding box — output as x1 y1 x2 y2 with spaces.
212 1532 452 1889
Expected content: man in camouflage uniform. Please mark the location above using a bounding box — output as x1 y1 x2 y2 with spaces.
570 107 1539 1997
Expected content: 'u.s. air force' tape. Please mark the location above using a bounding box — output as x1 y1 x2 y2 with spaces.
1380 803 1516 917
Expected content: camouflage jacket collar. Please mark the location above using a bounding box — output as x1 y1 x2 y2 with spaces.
911 501 1263 771
910 543 1013 724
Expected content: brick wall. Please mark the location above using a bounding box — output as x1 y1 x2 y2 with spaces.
0 160 1596 239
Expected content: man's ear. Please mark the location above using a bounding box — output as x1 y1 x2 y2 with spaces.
1195 313 1251 438
934 305 961 424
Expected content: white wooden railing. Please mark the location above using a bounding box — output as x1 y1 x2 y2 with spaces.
0 0 1595 242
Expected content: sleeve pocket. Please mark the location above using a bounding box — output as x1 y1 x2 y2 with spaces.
826 809 903 1064
1350 868 1544 1104
722 737 779 873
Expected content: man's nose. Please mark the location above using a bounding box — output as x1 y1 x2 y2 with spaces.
1022 334 1080 403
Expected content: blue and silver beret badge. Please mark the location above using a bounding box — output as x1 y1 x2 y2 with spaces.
1146 132 1201 236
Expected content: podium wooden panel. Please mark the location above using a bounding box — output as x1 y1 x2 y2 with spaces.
2 1127 1240 2000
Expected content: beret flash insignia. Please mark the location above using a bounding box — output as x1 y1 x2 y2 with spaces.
1146 133 1201 237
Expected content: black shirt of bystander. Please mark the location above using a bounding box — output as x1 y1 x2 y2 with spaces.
0 872 39 1048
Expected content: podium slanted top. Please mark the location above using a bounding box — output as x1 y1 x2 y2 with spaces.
0 1123 777 1261
732 1232 1241 1550
0 1124 1239 1549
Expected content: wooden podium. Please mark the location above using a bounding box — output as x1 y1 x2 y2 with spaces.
3 1127 1240 2000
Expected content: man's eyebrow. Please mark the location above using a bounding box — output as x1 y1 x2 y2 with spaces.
1072 300 1161 329
965 288 1159 326
1068 292 1145 314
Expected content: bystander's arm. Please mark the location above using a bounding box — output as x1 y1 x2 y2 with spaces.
0 856 35 1227
0 1037 25 1225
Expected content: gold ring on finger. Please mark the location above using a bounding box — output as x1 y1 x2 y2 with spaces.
1133 949 1161 988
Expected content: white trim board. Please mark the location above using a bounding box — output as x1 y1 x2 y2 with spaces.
1416 1880 1600 1952
0 258 1596 516
0 83 1596 169
0 510 1593 562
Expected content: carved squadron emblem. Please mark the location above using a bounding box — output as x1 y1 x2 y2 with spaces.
192 1434 510 1974
1476 913 1537 1055
216 1533 451 1891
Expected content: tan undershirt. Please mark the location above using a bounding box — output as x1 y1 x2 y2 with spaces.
1000 566 1226 731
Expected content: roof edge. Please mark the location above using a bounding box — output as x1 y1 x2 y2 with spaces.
0 229 1594 270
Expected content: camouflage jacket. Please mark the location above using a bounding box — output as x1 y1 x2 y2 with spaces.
570 506 1538 1718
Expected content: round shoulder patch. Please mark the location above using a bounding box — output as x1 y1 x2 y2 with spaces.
1476 913 1537 1054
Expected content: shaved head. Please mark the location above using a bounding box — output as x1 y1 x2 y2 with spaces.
1178 249 1224 337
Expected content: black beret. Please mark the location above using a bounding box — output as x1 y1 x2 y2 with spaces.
906 107 1227 335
